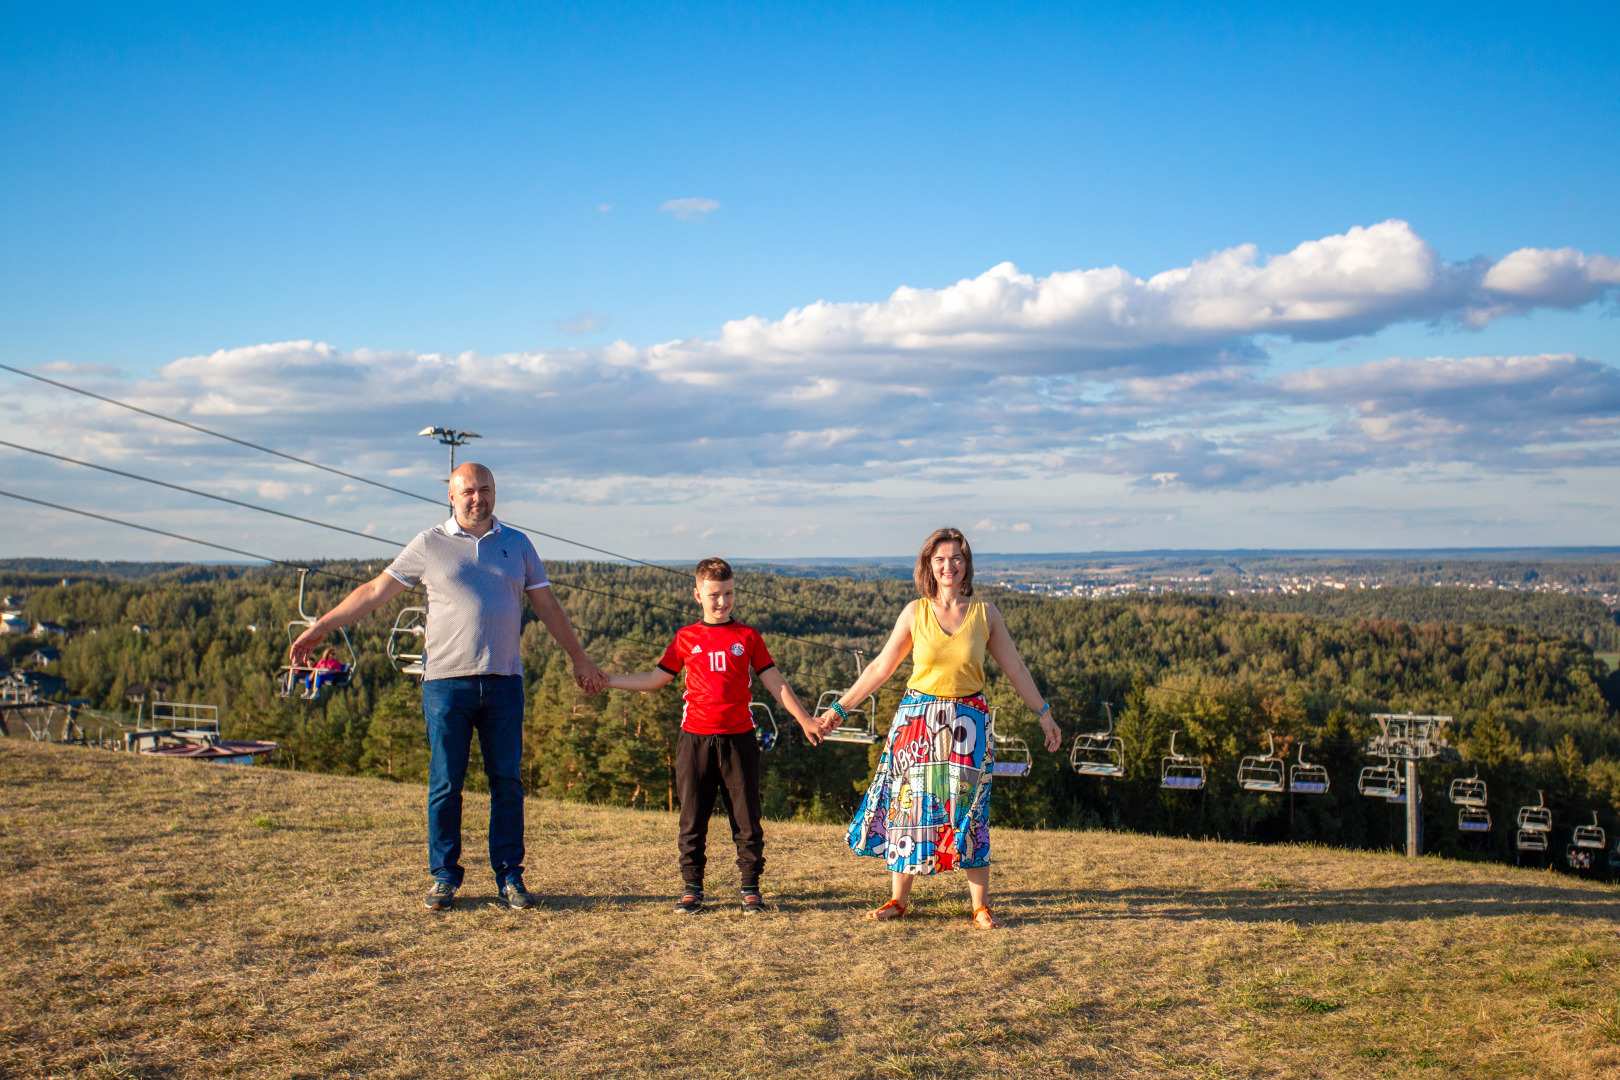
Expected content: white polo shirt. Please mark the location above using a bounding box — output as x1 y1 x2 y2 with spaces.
385 516 550 680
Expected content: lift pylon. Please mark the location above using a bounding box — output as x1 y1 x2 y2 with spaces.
1364 713 1455 858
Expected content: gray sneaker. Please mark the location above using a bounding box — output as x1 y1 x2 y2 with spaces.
425 880 457 911
499 878 537 910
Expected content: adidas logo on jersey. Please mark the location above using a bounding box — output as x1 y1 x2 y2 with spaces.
691 644 703 653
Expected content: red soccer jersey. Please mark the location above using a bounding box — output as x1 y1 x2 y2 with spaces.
656 620 775 735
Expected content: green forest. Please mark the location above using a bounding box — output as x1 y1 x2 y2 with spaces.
1238 586 1620 650
5 561 1620 868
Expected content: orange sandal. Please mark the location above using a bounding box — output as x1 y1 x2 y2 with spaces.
866 898 908 920
971 905 1005 929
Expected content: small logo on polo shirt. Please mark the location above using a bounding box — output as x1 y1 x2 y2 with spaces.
730 643 745 657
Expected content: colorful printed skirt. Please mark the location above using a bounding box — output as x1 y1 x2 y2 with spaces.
846 691 993 875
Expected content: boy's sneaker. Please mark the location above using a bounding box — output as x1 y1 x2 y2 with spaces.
499 878 537 910
741 890 766 915
674 888 704 915
424 881 457 911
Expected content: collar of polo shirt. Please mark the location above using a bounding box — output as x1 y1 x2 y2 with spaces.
443 515 504 538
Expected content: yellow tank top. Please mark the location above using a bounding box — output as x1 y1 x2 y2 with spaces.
906 599 988 698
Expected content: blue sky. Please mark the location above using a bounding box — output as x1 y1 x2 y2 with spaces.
2 3 1617 561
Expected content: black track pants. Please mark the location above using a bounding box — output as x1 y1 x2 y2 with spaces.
675 730 764 887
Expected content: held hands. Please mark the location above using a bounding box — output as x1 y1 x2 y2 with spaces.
572 656 608 695
815 710 843 736
794 713 825 746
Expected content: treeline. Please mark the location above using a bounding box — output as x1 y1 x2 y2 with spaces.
8 563 1620 863
1234 586 1620 651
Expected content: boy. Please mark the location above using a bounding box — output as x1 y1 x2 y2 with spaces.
604 557 821 914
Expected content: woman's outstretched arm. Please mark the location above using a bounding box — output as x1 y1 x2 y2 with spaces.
819 602 916 726
984 603 1062 751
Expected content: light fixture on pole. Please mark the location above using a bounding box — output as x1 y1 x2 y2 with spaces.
418 427 481 480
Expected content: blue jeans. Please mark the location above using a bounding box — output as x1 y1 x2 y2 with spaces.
421 675 526 888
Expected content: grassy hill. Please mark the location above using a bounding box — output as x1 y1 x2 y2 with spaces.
4 742 1620 1079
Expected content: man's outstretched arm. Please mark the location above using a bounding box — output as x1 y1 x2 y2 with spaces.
289 572 409 665
526 586 607 693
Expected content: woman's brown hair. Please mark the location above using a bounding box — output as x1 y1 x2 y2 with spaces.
914 527 974 599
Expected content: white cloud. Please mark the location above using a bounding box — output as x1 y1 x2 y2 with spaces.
658 197 720 221
7 222 1619 560
638 220 1619 383
556 313 611 334
1480 247 1620 305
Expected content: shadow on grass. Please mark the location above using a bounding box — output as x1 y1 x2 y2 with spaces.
994 883 1620 924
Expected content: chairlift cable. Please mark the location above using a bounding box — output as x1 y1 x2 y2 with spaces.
0 362 873 625
0 489 374 588
0 362 440 503
0 485 856 682
0 439 412 548
0 438 865 657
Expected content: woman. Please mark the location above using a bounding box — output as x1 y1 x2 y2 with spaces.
822 527 1061 929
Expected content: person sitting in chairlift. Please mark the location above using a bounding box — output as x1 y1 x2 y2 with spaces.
304 647 347 698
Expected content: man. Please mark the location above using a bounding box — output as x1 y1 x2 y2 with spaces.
291 462 605 911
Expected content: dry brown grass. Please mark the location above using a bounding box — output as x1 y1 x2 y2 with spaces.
3 739 1620 1080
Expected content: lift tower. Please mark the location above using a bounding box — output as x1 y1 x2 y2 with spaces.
1365 713 1457 857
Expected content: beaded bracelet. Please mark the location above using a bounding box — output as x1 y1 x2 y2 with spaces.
830 701 850 720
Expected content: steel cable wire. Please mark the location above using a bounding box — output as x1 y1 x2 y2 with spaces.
0 440 869 657
1 361 883 627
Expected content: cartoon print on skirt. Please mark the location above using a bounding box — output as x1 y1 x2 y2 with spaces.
847 691 994 874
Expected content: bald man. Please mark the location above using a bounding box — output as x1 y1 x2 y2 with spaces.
291 462 605 912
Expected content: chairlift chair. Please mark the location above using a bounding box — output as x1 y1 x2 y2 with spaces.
1160 730 1205 790
1516 790 1552 833
1458 806 1492 832
1572 811 1606 850
387 606 427 677
750 702 779 752
1567 845 1595 871
1448 772 1488 808
817 652 883 744
1357 757 1402 799
1609 840 1620 873
988 708 1032 778
277 568 358 699
1516 828 1547 853
1237 731 1286 793
1289 741 1330 794
1070 702 1125 778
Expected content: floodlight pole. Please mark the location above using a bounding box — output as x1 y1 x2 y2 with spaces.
417 426 482 483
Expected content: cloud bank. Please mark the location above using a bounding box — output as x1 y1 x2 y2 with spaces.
638 220 1620 385
10 222 1618 537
